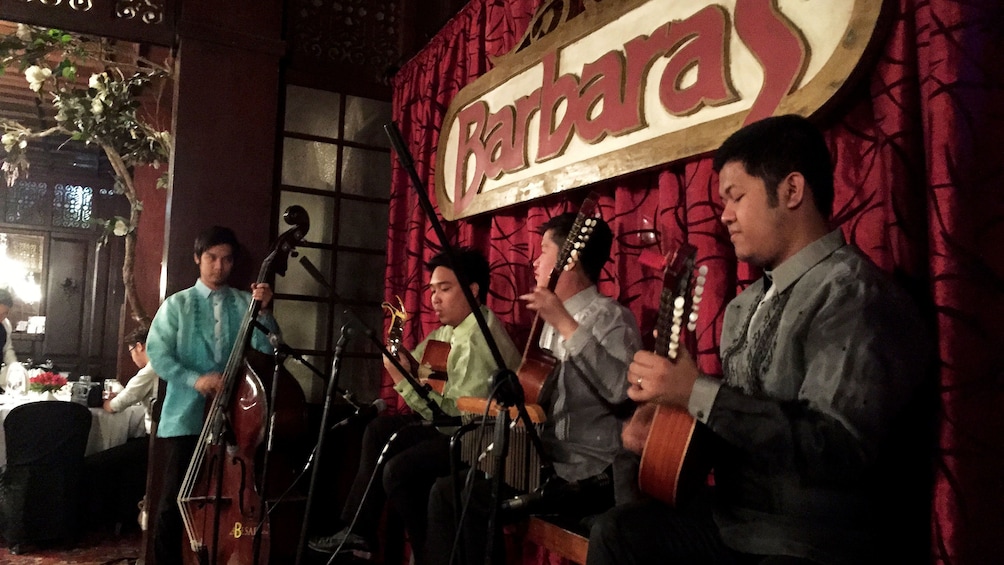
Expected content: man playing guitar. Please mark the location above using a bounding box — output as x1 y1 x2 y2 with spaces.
309 248 521 560
588 115 932 565
424 210 642 565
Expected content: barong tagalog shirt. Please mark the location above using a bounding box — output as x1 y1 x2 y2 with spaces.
147 279 278 438
538 286 641 483
687 229 929 564
394 305 521 421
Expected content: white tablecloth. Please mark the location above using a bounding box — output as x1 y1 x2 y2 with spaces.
0 393 147 466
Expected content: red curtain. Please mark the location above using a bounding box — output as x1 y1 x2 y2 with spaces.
385 0 1004 562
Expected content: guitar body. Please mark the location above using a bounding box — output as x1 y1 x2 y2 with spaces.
420 339 451 394
516 348 558 405
638 406 705 506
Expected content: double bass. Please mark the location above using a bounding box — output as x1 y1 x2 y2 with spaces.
177 206 311 565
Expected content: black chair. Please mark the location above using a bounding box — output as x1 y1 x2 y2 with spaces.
0 401 92 553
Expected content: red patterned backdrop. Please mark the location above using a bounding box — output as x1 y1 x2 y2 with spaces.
382 0 1004 562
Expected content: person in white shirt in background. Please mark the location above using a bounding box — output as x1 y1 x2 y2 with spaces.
85 325 159 533
104 326 158 434
0 289 27 392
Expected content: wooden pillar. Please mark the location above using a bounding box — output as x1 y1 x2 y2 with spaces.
163 2 284 296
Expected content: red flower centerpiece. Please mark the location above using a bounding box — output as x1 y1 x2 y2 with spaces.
28 371 68 395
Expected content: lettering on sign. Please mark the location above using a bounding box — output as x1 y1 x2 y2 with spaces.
436 0 886 219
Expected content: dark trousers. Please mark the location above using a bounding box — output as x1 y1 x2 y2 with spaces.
587 497 820 565
153 435 197 565
425 471 511 565
84 435 150 530
425 470 615 565
341 414 450 556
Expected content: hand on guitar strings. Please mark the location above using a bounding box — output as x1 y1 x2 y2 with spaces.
194 372 224 397
250 282 273 309
621 402 658 455
519 286 579 339
382 350 411 385
626 349 699 408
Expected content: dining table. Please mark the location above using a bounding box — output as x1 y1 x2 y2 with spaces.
0 391 147 466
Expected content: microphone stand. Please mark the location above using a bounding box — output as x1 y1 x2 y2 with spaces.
253 329 287 565
294 323 355 565
300 255 454 424
385 122 552 565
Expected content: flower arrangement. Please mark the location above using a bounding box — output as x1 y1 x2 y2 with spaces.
28 371 68 394
1 25 173 326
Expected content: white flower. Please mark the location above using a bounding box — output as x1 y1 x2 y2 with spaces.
24 65 52 93
18 139 27 149
91 98 104 115
112 219 129 236
15 25 32 42
88 73 103 90
1 132 16 150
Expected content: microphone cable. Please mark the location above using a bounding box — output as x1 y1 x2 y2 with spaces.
447 379 509 565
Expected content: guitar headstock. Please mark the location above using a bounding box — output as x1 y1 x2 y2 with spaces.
382 295 409 355
654 243 707 360
548 193 602 289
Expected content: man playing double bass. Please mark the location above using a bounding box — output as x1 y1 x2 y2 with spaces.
309 248 522 560
147 226 279 565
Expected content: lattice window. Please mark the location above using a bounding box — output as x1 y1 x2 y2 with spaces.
52 183 93 228
288 0 400 85
5 180 49 225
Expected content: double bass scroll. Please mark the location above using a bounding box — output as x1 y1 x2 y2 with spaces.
177 206 311 565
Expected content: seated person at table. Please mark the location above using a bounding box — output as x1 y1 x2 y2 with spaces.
0 289 27 392
85 325 159 531
104 325 158 431
308 248 522 560
423 213 642 565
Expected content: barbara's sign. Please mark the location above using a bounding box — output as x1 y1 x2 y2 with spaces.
437 0 885 219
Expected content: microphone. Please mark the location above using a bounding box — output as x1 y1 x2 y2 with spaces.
331 399 387 430
252 320 293 355
500 472 612 514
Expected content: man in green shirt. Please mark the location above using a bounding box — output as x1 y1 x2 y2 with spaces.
310 248 521 559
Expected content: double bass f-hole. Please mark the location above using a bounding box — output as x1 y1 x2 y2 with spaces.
177 206 311 565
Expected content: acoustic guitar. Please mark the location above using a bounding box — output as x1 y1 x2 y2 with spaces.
637 242 712 506
516 193 602 404
383 296 450 394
